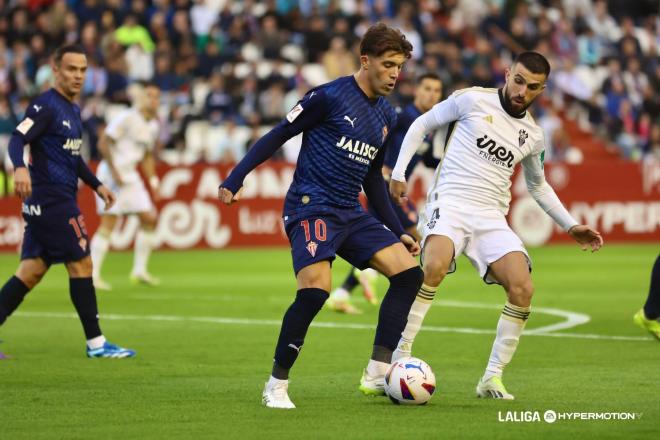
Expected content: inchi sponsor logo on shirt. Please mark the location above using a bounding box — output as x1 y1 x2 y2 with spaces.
476 134 514 168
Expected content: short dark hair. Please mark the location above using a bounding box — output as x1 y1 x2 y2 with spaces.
360 22 413 59
514 51 551 77
53 44 86 65
417 72 441 83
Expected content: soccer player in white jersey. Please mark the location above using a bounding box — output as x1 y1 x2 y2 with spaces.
386 52 604 399
90 82 162 290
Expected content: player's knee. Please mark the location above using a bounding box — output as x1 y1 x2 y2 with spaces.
507 280 534 306
15 261 47 289
423 259 450 286
67 257 93 278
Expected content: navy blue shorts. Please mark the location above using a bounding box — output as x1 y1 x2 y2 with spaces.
368 198 419 230
284 208 400 274
21 200 90 265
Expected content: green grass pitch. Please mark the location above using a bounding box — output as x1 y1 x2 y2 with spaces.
0 244 658 439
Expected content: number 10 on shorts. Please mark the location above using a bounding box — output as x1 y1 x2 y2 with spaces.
300 219 326 257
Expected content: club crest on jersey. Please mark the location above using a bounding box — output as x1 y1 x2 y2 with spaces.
382 126 389 143
476 134 514 168
306 241 318 257
518 129 528 147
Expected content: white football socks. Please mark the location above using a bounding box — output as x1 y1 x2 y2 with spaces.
132 229 156 275
483 302 531 381
366 359 390 378
399 283 438 346
90 231 111 279
86 335 107 350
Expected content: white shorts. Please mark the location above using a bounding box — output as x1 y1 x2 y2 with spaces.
95 162 154 216
418 202 531 284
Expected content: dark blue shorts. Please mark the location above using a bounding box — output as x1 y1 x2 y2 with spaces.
368 198 419 230
284 208 400 274
21 200 90 265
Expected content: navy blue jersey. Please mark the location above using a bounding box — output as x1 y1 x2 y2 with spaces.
222 75 406 236
11 88 99 203
284 76 397 213
383 103 426 180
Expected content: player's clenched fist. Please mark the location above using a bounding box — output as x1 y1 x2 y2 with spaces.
218 186 242 205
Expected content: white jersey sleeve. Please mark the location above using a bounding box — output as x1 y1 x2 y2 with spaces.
392 93 463 182
522 141 578 231
104 110 131 141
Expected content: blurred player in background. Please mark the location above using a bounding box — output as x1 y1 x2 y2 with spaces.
634 254 660 339
328 73 444 315
219 23 423 408
0 44 135 359
386 52 603 399
90 82 162 290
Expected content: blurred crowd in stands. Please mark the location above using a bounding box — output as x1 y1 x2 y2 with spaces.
0 0 658 170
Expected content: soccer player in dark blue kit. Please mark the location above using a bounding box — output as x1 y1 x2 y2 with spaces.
0 45 135 359
328 73 444 314
219 23 424 408
634 254 660 339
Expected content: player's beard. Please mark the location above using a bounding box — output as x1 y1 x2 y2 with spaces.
503 88 529 115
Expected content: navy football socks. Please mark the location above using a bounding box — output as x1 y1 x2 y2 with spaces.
272 288 329 380
0 276 30 325
341 269 360 291
372 266 424 361
69 277 102 339
643 255 660 320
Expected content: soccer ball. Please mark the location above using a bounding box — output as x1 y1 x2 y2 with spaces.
384 357 436 405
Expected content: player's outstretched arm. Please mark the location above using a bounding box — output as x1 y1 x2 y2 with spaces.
96 185 116 211
218 187 243 205
391 95 460 183
568 225 604 252
219 89 328 201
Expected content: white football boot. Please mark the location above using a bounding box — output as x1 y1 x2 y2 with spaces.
262 378 296 409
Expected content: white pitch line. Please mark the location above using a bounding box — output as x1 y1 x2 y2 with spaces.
129 295 591 334
14 311 652 342
435 300 591 334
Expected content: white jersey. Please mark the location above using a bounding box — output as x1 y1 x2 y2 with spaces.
393 87 577 231
103 108 159 183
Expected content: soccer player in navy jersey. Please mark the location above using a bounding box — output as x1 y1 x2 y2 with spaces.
634 254 660 339
0 45 135 359
219 23 424 408
328 73 444 315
